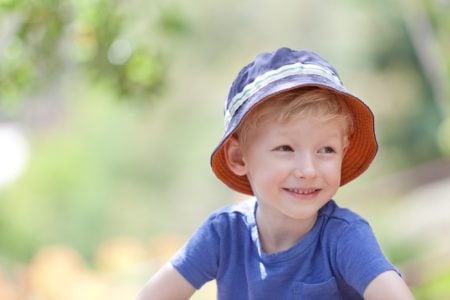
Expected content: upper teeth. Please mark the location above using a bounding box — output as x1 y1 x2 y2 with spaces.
289 188 316 194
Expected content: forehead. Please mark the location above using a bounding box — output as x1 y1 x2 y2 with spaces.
276 114 345 132
251 114 348 141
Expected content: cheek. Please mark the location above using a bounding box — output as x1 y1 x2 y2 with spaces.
247 160 287 184
319 160 343 182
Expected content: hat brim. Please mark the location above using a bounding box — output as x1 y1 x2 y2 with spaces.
211 75 377 195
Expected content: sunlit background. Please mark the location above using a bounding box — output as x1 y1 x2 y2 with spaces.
0 0 449 299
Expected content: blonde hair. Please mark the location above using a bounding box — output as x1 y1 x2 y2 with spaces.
235 87 354 145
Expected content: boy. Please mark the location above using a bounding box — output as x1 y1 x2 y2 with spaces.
137 48 414 299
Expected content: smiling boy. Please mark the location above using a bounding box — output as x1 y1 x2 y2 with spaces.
137 48 414 299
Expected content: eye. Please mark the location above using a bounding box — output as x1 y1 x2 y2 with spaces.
319 146 336 154
275 145 294 152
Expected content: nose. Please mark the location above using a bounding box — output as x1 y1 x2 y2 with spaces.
293 154 317 179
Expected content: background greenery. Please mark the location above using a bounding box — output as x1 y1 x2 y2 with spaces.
0 0 449 299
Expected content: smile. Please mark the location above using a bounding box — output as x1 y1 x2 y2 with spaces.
284 188 320 195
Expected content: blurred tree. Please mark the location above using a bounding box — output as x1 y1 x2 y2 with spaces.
0 0 191 262
0 0 189 105
371 0 450 168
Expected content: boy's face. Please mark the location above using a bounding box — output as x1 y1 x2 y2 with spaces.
227 114 348 226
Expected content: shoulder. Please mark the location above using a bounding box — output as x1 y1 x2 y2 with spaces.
180 197 256 245
170 199 257 289
204 197 257 232
319 200 369 230
318 200 376 249
209 197 256 221
319 201 398 295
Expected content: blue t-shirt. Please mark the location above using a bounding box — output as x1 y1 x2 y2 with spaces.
171 198 397 299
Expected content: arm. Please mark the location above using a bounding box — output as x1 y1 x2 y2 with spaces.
137 213 221 299
363 270 415 300
136 263 196 300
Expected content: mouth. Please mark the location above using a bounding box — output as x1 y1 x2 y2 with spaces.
284 188 321 195
283 187 322 200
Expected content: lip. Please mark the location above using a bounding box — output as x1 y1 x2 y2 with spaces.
283 187 321 200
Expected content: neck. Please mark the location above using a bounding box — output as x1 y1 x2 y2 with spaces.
255 205 317 254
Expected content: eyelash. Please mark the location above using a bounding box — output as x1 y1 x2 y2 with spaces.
274 146 337 153
321 146 336 154
276 145 294 152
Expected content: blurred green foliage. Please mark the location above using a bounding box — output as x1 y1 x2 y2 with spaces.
0 0 193 262
371 0 450 169
0 0 189 104
413 265 450 300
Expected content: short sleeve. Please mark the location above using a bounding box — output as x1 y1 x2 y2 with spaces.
335 220 398 296
170 215 221 289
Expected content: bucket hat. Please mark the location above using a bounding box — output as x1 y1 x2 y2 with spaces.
211 47 377 195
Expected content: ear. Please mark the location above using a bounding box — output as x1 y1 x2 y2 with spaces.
224 136 247 176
